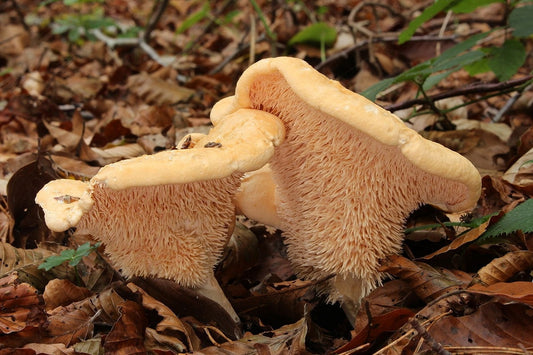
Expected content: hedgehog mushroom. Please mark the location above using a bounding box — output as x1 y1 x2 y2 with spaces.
36 108 285 326
215 57 481 324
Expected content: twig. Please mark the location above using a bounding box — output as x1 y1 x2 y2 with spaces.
492 82 533 122
436 10 453 56
315 34 457 71
89 29 174 67
385 75 533 112
143 0 169 43
409 318 451 355
444 346 533 354
9 0 30 32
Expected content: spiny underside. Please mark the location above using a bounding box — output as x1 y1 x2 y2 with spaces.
76 174 242 287
249 72 470 297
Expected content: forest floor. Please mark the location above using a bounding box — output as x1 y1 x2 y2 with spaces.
1 0 533 354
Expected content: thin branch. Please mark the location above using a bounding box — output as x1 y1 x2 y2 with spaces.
385 75 533 112
143 0 169 43
10 0 30 32
315 34 457 71
90 29 174 67
409 318 451 355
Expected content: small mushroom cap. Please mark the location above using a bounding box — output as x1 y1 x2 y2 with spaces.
35 179 93 232
93 109 285 190
235 164 282 228
212 57 481 212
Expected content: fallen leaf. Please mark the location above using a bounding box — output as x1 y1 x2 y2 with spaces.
475 251 533 285
43 279 92 311
194 318 307 355
104 301 147 354
380 255 471 302
127 72 195 105
420 220 490 260
468 281 533 306
127 283 198 351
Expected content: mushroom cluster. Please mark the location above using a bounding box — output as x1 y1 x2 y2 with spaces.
35 57 481 327
36 109 285 324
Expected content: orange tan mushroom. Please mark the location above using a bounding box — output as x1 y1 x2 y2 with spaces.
215 57 482 323
36 108 285 325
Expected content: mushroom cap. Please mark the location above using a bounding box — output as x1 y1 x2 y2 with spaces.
93 109 285 190
215 57 481 302
235 164 282 229
213 57 481 213
35 179 93 232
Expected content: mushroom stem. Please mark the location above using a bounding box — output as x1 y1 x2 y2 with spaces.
195 271 240 324
333 275 366 326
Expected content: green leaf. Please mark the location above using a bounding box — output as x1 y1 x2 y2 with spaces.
487 39 526 81
423 68 458 91
482 199 533 240
399 0 461 44
288 22 337 47
177 2 210 34
463 57 491 76
451 0 504 13
509 5 533 38
38 242 101 271
360 77 395 101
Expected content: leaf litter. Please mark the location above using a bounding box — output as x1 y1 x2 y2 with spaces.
1 0 533 353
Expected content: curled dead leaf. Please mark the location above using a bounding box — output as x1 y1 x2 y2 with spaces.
380 255 471 302
43 279 92 311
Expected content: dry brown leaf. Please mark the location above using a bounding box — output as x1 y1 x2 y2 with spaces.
45 287 125 345
127 72 194 105
380 255 471 302
0 273 46 334
217 222 260 285
43 279 92 311
420 220 491 260
127 283 197 351
475 251 533 285
0 25 29 56
419 302 533 352
352 279 413 336
195 318 307 355
104 300 147 354
0 242 55 277
422 129 509 170
468 281 533 306
503 146 533 190
22 343 74 355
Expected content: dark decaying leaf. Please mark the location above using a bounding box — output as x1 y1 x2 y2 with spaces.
0 273 46 347
104 300 148 354
7 157 59 248
128 282 199 352
410 302 533 352
194 318 308 355
130 277 241 340
43 279 93 311
44 286 126 346
468 281 533 307
380 255 471 302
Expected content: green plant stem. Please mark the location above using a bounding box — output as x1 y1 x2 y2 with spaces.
249 0 276 41
415 81 455 130
385 74 533 112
